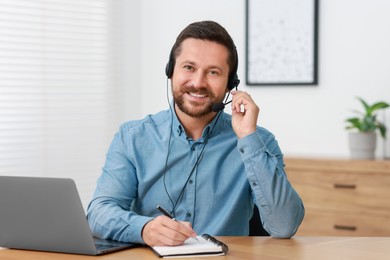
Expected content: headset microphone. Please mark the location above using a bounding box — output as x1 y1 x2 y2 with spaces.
211 100 232 112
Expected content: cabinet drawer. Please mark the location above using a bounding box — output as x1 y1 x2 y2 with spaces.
288 170 390 216
296 209 390 236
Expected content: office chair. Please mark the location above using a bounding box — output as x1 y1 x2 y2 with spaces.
249 205 270 236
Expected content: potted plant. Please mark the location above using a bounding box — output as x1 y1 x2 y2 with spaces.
345 97 389 160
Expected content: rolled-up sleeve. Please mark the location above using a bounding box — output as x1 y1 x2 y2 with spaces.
237 130 305 238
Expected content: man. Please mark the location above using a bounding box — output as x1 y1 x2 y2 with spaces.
87 20 304 246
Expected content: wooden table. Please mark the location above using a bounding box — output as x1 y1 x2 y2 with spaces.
1 236 390 259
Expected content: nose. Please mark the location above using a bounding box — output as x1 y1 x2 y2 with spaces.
191 70 207 88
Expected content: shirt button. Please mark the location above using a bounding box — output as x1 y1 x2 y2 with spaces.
189 180 193 184
191 147 195 151
239 148 245 153
186 212 192 218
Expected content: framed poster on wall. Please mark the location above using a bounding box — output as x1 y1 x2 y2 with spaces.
246 0 319 86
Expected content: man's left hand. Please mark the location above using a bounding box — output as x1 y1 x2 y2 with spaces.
230 90 259 139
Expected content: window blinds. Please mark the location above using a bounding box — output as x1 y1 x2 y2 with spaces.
0 0 124 209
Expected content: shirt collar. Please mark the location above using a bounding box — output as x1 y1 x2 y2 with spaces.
170 108 225 140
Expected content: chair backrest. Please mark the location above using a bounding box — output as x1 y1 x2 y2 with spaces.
249 205 270 236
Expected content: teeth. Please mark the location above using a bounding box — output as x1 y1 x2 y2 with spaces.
189 93 206 98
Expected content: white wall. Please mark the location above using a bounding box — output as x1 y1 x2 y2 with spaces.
123 0 390 159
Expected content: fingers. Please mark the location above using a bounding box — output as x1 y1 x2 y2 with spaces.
230 90 258 114
230 90 260 139
142 216 197 246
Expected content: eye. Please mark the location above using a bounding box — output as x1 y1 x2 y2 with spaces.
183 65 194 71
209 70 220 76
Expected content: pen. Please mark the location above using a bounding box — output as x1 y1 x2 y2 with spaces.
156 205 199 241
157 205 176 220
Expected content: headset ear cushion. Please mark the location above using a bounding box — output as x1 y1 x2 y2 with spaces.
233 77 240 88
165 60 174 78
228 74 240 90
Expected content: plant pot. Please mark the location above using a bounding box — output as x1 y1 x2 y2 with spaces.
348 132 377 160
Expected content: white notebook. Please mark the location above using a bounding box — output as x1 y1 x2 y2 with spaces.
151 234 228 258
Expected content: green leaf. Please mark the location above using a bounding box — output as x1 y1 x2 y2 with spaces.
357 97 370 115
377 122 387 139
345 118 362 130
368 102 390 115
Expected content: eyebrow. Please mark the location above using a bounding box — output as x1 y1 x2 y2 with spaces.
180 60 224 72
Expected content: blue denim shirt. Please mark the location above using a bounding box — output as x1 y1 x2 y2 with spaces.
87 109 304 244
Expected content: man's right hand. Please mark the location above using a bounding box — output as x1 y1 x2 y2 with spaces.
141 215 197 246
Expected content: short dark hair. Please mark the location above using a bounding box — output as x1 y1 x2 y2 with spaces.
166 21 239 89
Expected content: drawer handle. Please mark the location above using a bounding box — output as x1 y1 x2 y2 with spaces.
334 225 357 231
334 184 356 189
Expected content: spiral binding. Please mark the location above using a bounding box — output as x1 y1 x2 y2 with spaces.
201 234 229 254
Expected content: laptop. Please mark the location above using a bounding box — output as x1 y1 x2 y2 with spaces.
0 176 139 255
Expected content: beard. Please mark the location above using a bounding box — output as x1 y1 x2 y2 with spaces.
172 85 223 118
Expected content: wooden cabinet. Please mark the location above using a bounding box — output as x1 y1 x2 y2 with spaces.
285 158 390 236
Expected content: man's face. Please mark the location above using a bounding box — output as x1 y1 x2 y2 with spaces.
171 38 230 118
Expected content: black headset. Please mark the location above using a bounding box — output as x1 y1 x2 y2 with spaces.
165 44 240 91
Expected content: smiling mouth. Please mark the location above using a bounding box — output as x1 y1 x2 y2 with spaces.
189 92 207 99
